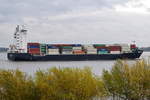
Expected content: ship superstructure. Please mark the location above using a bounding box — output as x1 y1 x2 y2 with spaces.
9 25 27 53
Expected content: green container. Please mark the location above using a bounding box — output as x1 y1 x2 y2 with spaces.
41 50 46 52
98 51 108 54
41 47 46 49
94 44 106 47
40 44 47 48
62 46 73 49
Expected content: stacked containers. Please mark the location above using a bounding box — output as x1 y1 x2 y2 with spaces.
120 44 131 53
47 45 59 55
40 44 47 54
72 44 85 54
108 45 121 54
61 45 73 54
27 43 40 55
83 44 97 54
94 44 109 54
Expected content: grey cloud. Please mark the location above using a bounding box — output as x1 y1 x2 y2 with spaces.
0 0 150 47
0 0 130 23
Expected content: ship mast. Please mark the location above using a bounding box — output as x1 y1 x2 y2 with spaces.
11 25 27 53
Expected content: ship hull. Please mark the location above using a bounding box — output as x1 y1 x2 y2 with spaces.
7 51 143 61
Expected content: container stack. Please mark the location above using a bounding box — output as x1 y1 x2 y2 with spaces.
47 45 59 55
27 43 135 55
61 45 73 55
108 45 121 54
120 44 131 53
84 45 97 54
72 44 85 55
40 44 47 54
94 44 109 54
27 43 40 55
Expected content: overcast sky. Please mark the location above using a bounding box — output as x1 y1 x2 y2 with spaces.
0 0 150 47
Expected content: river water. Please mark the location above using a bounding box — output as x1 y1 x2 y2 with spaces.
0 52 150 75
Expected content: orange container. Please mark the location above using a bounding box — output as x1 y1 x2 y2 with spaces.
73 50 85 54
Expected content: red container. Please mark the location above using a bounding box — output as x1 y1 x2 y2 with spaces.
95 46 108 49
130 44 136 49
53 44 72 46
27 43 40 46
28 48 40 54
108 46 121 51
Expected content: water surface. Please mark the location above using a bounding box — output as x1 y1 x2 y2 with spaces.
0 52 149 75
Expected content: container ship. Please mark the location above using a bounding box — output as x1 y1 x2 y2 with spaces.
7 25 143 61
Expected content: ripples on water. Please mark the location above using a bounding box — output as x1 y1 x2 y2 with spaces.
0 52 150 75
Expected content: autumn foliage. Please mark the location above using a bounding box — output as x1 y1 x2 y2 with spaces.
0 60 149 100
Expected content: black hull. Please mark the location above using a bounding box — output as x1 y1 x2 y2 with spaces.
7 51 143 61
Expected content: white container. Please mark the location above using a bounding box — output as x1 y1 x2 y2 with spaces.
121 47 130 52
83 45 94 48
47 52 59 55
86 49 97 52
62 52 73 55
121 44 131 52
48 49 59 52
62 51 73 55
110 51 121 54
72 47 82 50
86 51 97 54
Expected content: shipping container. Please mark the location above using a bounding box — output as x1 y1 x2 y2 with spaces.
86 48 97 52
97 48 108 51
83 45 94 48
62 51 73 55
72 47 82 50
27 43 40 46
28 45 40 48
94 44 106 47
95 46 108 49
72 44 82 47
86 51 97 54
48 49 59 52
28 48 40 54
121 46 131 52
61 46 73 49
53 44 72 47
47 52 59 55
97 51 109 54
47 46 59 49
108 46 121 51
73 50 85 54
110 51 121 54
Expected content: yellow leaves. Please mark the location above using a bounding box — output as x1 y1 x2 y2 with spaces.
34 67 105 100
0 59 149 100
103 60 150 100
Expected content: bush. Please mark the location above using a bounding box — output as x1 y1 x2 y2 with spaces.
0 69 36 100
102 60 150 100
0 60 149 100
35 67 105 100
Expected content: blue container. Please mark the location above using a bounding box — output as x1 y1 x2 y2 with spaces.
72 44 82 47
97 48 108 51
28 45 40 48
47 46 58 49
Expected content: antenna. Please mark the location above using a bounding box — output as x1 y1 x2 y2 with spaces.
132 41 136 44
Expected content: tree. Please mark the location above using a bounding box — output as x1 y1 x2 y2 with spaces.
35 67 106 100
